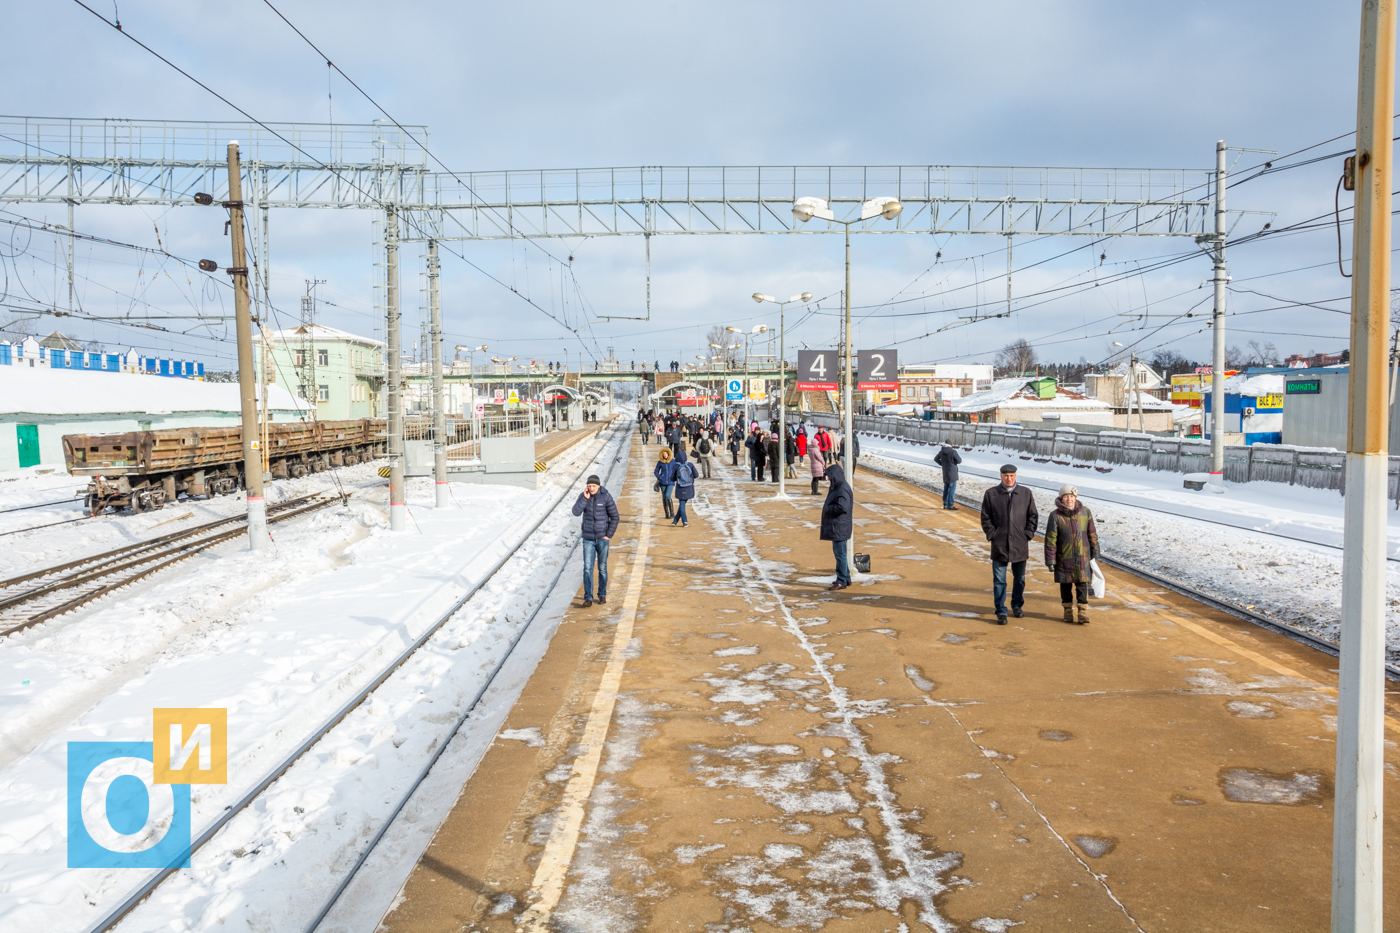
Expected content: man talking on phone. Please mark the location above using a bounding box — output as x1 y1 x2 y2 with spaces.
571 473 619 608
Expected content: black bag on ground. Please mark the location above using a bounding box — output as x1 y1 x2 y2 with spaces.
854 553 871 574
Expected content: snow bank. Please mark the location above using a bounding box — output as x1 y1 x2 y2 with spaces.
0 365 307 416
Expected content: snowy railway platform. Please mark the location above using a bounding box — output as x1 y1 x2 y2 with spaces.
380 434 1400 933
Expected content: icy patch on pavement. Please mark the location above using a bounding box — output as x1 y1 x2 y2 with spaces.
498 727 546 747
971 919 1025 932
713 645 761 657
1219 768 1328 805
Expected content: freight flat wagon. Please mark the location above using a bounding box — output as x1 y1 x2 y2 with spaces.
62 419 386 514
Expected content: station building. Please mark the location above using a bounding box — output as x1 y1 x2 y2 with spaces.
1282 365 1400 453
929 376 1114 426
0 365 308 471
1203 372 1285 445
257 324 385 420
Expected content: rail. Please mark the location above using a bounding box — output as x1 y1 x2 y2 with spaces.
81 419 633 933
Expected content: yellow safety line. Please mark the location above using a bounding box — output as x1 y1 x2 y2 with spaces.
517 444 650 932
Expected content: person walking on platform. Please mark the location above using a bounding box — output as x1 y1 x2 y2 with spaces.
671 450 699 526
746 427 766 481
640 414 651 446
654 447 677 521
571 473 618 608
668 421 686 458
838 432 860 473
795 427 808 467
694 430 714 478
809 434 826 494
820 463 853 590
933 441 962 510
980 464 1039 625
728 423 743 466
766 431 781 483
1045 484 1100 624
653 418 665 447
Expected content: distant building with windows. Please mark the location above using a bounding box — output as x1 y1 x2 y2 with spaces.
0 332 204 378
897 363 994 405
257 324 384 420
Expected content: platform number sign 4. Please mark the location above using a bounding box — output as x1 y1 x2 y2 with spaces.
857 349 898 390
796 350 838 391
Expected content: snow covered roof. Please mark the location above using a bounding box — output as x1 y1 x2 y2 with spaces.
1126 389 1174 411
946 378 1111 412
0 365 310 416
262 323 383 348
1223 373 1286 396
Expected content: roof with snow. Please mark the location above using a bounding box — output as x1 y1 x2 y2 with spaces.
262 323 383 347
0 365 310 417
945 378 1111 413
1223 372 1286 396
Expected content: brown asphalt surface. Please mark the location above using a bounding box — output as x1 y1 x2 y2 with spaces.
381 433 1400 932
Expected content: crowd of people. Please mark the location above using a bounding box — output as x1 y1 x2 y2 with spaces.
576 411 1102 623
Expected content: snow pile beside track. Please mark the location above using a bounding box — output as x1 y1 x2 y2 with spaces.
0 423 629 933
858 435 1400 660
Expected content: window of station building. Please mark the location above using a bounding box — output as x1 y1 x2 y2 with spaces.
296 384 307 399
318 349 328 366
294 350 305 367
318 384 330 402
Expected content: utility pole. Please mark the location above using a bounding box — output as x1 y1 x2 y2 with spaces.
226 142 266 551
842 227 855 576
385 207 406 532
1209 139 1228 481
428 239 449 508
1333 1 1394 928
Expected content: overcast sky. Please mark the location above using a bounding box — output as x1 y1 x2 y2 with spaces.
0 1 1388 372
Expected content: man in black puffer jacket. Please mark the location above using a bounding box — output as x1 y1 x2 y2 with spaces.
571 473 619 608
820 464 853 590
980 463 1039 624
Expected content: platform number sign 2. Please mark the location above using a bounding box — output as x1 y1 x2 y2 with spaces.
796 350 838 391
857 349 898 390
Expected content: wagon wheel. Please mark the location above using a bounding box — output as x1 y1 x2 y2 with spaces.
85 494 105 517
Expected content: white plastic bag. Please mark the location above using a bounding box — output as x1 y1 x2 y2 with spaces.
1089 559 1106 599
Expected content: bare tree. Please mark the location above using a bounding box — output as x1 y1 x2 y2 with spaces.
1245 339 1280 367
1224 344 1249 370
704 325 742 368
1149 349 1196 377
994 338 1037 376
0 315 38 340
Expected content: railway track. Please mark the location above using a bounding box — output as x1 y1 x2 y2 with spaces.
0 494 340 636
856 455 1400 682
82 417 631 933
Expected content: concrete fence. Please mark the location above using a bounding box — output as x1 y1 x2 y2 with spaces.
801 412 1400 499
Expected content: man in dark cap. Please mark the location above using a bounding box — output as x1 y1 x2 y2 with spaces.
571 473 619 608
980 463 1038 624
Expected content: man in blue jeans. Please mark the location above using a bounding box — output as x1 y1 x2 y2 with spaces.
979 464 1039 624
571 473 619 608
820 463 853 591
933 441 962 510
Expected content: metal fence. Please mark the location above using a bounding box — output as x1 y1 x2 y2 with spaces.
804 413 1400 499
403 412 546 462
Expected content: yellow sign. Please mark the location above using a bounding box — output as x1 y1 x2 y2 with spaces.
1256 393 1284 409
152 707 227 785
508 388 520 403
748 378 766 401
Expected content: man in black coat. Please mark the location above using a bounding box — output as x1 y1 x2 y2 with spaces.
571 474 619 608
838 433 860 472
980 463 1038 624
933 442 962 510
821 463 853 590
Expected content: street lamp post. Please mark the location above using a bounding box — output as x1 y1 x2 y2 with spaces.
455 343 488 452
793 195 902 578
753 291 813 498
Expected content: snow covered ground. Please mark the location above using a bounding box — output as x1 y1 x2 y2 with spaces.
857 432 1400 660
0 420 632 933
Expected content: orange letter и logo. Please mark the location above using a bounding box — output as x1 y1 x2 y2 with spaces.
152 708 227 785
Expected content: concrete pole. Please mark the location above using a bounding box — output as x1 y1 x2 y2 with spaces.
428 239 449 508
385 207 406 531
1333 2 1394 928
777 300 787 498
1209 140 1228 480
226 142 266 550
843 224 855 574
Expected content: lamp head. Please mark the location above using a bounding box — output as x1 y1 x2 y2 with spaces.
1112 341 1123 347
753 293 775 304
792 196 833 223
860 196 903 221
800 292 813 302
726 326 740 333
754 325 768 334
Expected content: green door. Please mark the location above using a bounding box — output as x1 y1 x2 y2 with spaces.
16 424 39 468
